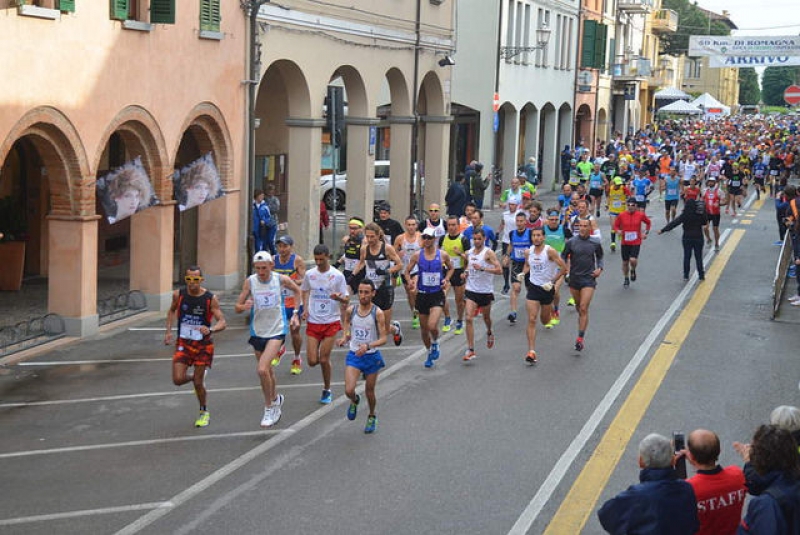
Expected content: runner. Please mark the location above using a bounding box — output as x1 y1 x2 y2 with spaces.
235 252 302 428
165 265 227 428
338 280 387 434
498 199 521 294
424 203 447 239
521 227 567 364
702 177 724 251
340 217 365 295
301 244 350 404
612 198 651 288
607 176 629 252
726 163 747 217
752 157 767 200
461 228 502 362
661 167 681 223
405 227 454 368
631 169 652 213
439 216 470 335
588 162 607 217
542 208 572 328
562 219 604 352
394 215 422 329
272 235 306 375
505 212 532 325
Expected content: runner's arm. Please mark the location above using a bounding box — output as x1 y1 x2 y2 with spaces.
234 278 253 314
209 296 226 334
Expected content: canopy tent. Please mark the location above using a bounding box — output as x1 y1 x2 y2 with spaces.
654 87 691 100
691 92 731 116
657 99 703 115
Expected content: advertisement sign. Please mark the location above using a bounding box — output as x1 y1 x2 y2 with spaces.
97 157 159 224
707 55 800 68
689 35 800 57
173 153 224 212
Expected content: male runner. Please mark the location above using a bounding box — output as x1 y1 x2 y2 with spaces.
235 252 302 428
272 235 306 374
505 212 532 324
612 198 651 287
661 167 681 223
562 219 604 352
394 215 422 329
521 227 567 364
340 217 365 295
498 199 522 294
439 216 470 335
607 176 629 252
302 244 350 404
165 265 227 428
405 227 454 368
461 228 503 362
587 162 607 217
338 280 387 434
542 209 572 328
702 177 724 251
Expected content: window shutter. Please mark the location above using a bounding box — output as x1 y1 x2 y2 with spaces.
580 20 597 69
594 23 607 70
151 0 175 24
200 0 221 32
110 0 128 20
60 0 76 12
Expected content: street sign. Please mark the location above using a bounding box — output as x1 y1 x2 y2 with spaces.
493 93 500 112
493 112 499 133
784 85 800 105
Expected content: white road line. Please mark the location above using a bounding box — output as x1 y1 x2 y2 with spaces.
0 430 288 460
128 327 248 331
0 502 173 526
0 382 346 409
508 194 757 534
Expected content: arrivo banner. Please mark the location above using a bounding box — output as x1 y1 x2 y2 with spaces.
707 55 800 68
689 35 800 57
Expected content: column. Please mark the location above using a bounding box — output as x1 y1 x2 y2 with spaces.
388 117 414 218
502 108 521 196
130 203 175 311
198 191 241 291
344 117 379 220
524 108 540 167
284 117 323 259
421 115 452 211
541 108 558 190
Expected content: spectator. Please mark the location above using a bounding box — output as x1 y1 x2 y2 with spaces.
657 198 708 282
561 145 572 184
445 174 468 217
469 162 489 209
686 429 747 535
785 186 800 305
770 405 800 453
598 433 699 534
524 157 539 186
264 184 280 255
319 200 330 244
252 189 271 253
775 185 794 242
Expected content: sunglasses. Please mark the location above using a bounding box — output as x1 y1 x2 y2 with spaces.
185 276 203 283
429 209 440 212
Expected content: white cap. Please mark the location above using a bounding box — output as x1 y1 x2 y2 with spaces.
253 251 272 263
421 227 436 238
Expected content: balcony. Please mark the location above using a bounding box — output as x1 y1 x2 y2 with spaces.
612 58 651 82
651 9 678 33
618 0 654 14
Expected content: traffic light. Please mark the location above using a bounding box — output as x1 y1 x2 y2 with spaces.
325 86 345 146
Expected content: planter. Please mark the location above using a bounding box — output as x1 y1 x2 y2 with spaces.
0 241 26 291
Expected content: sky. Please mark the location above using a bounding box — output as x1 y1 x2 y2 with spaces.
695 0 800 37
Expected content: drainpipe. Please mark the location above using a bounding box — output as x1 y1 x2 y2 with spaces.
411 0 422 218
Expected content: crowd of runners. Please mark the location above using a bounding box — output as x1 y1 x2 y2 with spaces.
164 114 800 434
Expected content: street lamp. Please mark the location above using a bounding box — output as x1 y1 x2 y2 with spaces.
499 24 552 60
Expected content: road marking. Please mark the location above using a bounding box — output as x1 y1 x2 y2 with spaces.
129 327 247 331
0 430 288 460
740 219 752 225
0 502 173 526
542 230 744 534
0 382 346 409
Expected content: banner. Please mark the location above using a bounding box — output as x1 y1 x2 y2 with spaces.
97 157 159 224
173 153 224 212
689 35 800 57
708 55 800 68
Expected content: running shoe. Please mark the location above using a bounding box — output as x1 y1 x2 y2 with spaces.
544 318 557 329
624 277 630 288
270 405 282 426
271 344 286 367
706 237 713 245
424 354 434 368
596 210 600 217
567 297 576 307
551 310 560 324
430 341 440 361
454 321 464 335
574 337 584 352
347 394 360 421
630 268 637 282
290 359 303 375
320 389 333 404
195 410 210 428
411 314 420 330
364 415 377 434
610 242 616 252
486 332 495 349
788 295 800 302
260 407 274 428
442 317 452 332
463 349 476 362
525 351 537 365
508 311 517 324
501 287 510 295
392 320 403 346
273 393 284 408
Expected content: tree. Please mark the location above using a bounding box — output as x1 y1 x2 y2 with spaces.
762 67 800 106
661 0 730 56
738 68 761 106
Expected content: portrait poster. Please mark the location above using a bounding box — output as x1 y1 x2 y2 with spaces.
96 157 159 224
174 153 224 212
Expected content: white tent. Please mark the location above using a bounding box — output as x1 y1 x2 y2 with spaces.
691 93 730 115
654 87 691 100
657 99 703 115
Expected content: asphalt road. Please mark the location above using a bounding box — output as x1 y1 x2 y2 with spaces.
1 192 798 535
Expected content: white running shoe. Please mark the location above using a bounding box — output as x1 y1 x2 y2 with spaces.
260 407 274 428
788 295 800 302
270 405 282 426
273 393 284 408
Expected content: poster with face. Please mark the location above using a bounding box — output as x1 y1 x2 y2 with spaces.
174 153 224 212
97 157 159 224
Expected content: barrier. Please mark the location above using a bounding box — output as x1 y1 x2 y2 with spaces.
0 313 65 357
97 290 148 325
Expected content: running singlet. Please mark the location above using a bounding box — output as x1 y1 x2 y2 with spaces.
425 218 446 238
364 243 391 288
664 177 680 201
543 225 567 253
399 235 422 275
177 289 213 342
273 253 299 308
608 187 628 214
509 228 532 262
440 234 468 269
301 267 348 324
465 247 493 294
729 174 743 188
249 273 287 338
349 305 379 354
417 250 443 293
703 188 721 215
589 172 604 190
706 162 721 178
527 245 557 287
632 177 650 201
342 236 362 274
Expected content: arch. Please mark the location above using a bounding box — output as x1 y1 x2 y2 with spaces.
575 103 593 150
418 71 446 116
0 107 90 216
597 108 608 142
175 102 234 191
385 67 411 116
331 65 370 117
264 60 313 118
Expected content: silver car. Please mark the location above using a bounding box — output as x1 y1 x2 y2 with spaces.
320 160 391 211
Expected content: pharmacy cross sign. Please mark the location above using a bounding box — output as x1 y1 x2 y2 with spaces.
785 85 800 105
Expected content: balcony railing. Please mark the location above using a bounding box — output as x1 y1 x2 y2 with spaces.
651 9 678 33
612 58 652 80
618 0 654 13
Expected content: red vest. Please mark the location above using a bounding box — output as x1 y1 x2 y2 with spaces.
703 188 721 215
688 465 746 535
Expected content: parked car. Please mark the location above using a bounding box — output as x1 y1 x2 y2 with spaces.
321 160 391 211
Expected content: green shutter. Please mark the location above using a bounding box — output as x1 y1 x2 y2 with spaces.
110 0 128 20
581 20 597 69
59 0 76 12
594 23 607 70
151 0 175 24
200 0 221 32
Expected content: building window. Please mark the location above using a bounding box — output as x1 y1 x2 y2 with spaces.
110 0 175 24
200 0 220 32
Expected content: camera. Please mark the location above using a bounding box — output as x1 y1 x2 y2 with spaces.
673 431 687 479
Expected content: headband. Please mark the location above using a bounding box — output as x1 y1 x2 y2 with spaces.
348 219 365 228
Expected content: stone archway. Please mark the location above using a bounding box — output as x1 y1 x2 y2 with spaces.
575 103 593 152
383 67 413 217
417 70 450 211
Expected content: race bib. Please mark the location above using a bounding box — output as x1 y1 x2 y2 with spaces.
344 258 357 271
531 262 544 272
451 256 462 269
770 170 779 176
179 324 204 341
612 200 623 209
513 246 527 259
667 187 678 196
312 297 333 316
366 267 379 281
421 271 441 287
353 327 371 344
624 231 638 241
635 194 645 202
254 290 278 309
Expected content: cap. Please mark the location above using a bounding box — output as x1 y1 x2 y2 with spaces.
253 251 272 263
522 191 532 199
277 235 294 246
613 177 623 185
508 198 520 205
706 176 717 182
421 227 436 237
626 197 638 204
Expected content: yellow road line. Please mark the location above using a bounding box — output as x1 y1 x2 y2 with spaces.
740 219 752 225
544 229 746 534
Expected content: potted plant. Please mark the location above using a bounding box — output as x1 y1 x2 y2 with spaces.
0 195 27 291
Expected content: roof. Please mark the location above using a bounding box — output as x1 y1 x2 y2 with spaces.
654 87 691 100
694 6 738 30
657 100 703 115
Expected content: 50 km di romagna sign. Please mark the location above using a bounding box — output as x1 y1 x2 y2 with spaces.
785 85 800 106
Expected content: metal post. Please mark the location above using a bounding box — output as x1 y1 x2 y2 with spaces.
411 0 421 220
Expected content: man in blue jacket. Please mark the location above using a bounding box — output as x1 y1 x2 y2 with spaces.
598 433 699 534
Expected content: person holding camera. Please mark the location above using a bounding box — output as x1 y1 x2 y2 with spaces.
598 433 699 534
